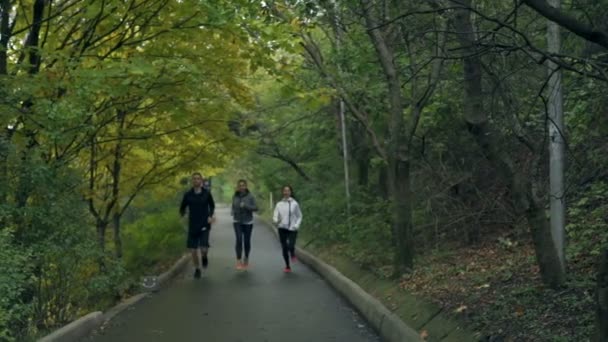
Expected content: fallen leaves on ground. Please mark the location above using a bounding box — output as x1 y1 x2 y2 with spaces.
396 234 594 341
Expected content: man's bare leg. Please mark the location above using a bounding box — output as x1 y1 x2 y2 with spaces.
191 248 201 278
201 247 209 268
191 248 200 268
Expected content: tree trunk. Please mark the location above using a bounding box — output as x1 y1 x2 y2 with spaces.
12 0 45 215
0 0 9 206
96 219 108 271
378 165 388 199
595 246 608 342
546 0 566 274
26 0 45 75
525 188 566 287
88 135 107 251
361 0 413 275
389 158 414 273
453 0 565 288
113 213 122 259
353 124 370 187
0 135 7 205
97 220 107 251
111 110 126 259
357 153 370 187
15 151 33 204
0 0 9 75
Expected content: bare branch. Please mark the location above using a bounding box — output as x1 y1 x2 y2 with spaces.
522 0 608 50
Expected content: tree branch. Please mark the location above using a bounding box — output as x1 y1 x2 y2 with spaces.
257 148 312 181
522 0 608 49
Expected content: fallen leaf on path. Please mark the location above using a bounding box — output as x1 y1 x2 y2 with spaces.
420 329 429 340
455 305 468 313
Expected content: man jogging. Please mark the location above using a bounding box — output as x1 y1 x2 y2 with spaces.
180 172 216 279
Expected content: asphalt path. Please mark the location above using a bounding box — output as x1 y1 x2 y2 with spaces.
88 207 380 342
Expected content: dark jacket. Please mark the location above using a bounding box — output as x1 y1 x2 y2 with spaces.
231 190 258 224
180 188 215 231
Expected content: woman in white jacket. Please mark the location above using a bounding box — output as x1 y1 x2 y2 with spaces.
273 185 302 273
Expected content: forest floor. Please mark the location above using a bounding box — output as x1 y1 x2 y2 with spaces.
398 232 595 341
309 231 596 341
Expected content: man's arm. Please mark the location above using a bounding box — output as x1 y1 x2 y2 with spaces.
208 192 216 217
179 193 188 217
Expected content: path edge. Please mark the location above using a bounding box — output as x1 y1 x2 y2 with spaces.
262 218 422 342
37 254 190 342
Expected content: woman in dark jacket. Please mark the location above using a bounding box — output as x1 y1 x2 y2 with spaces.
231 179 258 270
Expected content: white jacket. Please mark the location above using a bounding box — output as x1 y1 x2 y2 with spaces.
273 197 302 231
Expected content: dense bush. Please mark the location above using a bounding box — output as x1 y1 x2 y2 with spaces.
343 193 393 271
567 181 608 271
0 145 191 340
0 230 32 341
0 154 130 339
122 207 185 276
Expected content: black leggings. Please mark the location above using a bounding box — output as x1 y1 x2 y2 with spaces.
234 223 253 260
278 228 298 267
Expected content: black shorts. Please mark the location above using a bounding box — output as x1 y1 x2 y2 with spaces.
187 226 211 249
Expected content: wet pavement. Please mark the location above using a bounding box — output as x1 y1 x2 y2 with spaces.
88 207 380 342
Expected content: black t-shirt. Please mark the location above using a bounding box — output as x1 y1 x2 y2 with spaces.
179 188 215 230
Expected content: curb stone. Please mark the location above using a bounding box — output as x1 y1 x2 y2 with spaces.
262 217 422 342
38 312 104 342
37 254 189 342
101 293 149 323
157 254 190 290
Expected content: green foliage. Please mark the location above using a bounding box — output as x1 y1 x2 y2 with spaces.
0 149 130 339
0 0 606 340
34 238 126 332
343 193 393 273
0 230 32 341
122 208 184 276
566 181 608 267
297 184 347 245
1 0 293 338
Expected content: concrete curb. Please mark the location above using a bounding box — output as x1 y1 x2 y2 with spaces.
263 219 422 342
157 254 190 290
101 293 149 322
38 312 104 342
296 247 423 342
37 254 189 342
